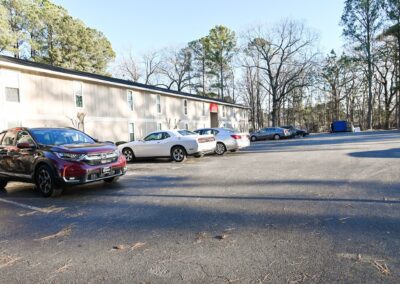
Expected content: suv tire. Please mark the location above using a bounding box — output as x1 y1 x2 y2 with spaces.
0 179 8 189
251 136 257 142
35 165 62 197
273 134 280 140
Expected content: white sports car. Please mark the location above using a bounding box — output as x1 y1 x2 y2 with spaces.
119 129 216 162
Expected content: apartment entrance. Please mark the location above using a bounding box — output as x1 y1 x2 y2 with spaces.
210 103 219 127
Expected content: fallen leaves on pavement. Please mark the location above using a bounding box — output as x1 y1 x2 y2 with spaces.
0 255 21 269
373 260 390 275
36 225 73 241
194 232 207 244
112 242 146 251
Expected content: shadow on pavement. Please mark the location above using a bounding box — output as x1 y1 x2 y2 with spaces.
348 148 400 159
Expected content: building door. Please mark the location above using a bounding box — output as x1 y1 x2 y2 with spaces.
210 113 219 128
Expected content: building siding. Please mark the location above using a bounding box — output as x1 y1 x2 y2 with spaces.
0 64 249 142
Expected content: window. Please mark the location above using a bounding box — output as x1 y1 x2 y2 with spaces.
3 70 20 103
144 132 169 141
185 123 189 130
178 130 196 136
222 106 226 118
129 123 135 141
73 81 83 108
30 129 94 146
183 99 188 115
1 131 17 146
157 123 162 131
5 87 20 102
127 91 134 111
202 102 206 116
16 131 35 145
156 94 161 113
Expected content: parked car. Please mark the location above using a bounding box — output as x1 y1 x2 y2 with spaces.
250 127 291 142
119 129 216 163
0 127 127 197
281 125 309 137
194 128 250 155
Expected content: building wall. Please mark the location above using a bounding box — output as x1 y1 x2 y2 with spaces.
0 66 249 142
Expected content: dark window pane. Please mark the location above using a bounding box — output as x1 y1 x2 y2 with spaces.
75 95 83 107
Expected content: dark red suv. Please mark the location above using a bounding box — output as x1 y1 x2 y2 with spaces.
0 127 127 197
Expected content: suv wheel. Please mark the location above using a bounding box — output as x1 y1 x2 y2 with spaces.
35 165 62 197
171 146 186 162
215 143 226 155
122 148 134 163
0 179 7 190
251 136 257 142
273 134 280 140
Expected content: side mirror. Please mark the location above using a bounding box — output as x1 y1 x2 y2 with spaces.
17 142 35 149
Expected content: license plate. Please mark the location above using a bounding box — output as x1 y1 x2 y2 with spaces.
102 167 111 174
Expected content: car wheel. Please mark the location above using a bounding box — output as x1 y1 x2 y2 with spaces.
171 146 186 162
122 148 134 163
215 142 226 155
104 177 118 183
35 165 62 197
251 136 257 142
0 179 7 190
273 134 280 140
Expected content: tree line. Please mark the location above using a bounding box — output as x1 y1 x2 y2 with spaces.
0 0 115 75
1 0 399 132
116 0 399 132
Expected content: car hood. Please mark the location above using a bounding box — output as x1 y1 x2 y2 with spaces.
50 143 117 154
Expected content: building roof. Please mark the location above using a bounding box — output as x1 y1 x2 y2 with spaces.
0 55 247 109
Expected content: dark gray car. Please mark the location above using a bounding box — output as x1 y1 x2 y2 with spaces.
250 127 291 142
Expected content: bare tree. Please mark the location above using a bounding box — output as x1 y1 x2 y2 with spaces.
245 20 319 126
118 49 141 82
158 47 192 92
142 51 162 85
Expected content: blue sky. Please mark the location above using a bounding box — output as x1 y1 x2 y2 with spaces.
53 0 345 56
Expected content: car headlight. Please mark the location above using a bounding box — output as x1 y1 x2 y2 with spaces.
55 152 85 161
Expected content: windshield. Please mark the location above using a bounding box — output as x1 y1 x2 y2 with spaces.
30 129 95 146
178 130 197 136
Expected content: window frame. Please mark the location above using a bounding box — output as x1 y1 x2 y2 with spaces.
128 123 135 141
183 99 188 115
156 94 161 114
73 81 84 109
127 90 134 111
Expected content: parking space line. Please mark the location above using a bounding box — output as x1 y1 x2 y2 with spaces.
0 198 50 213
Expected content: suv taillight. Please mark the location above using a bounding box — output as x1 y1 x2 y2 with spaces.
231 135 242 140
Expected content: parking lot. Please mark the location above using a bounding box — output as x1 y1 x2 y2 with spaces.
0 131 400 283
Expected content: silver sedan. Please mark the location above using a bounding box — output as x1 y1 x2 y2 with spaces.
194 128 250 155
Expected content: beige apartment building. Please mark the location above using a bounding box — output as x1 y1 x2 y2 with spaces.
0 56 249 142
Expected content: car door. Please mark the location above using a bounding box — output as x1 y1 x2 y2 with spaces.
258 129 269 140
137 132 165 157
0 130 17 178
13 130 37 176
147 132 171 157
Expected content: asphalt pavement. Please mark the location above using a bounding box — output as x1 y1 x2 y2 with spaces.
0 131 399 283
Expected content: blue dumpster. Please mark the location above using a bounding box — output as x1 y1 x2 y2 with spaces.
331 121 348 133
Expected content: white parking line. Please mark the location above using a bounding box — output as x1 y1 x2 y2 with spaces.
0 198 50 213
